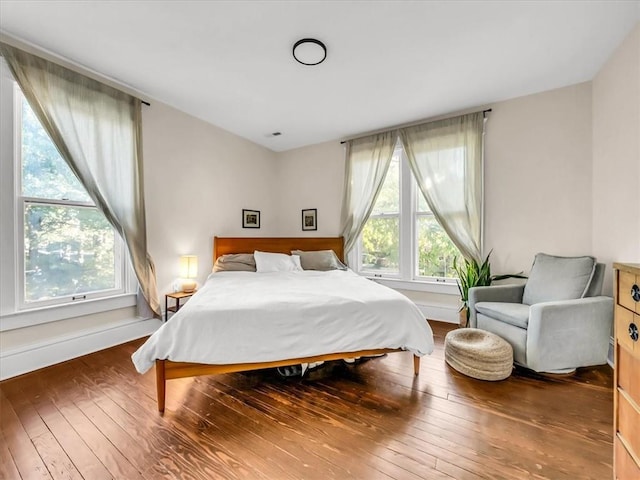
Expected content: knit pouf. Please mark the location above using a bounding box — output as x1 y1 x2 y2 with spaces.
444 328 513 381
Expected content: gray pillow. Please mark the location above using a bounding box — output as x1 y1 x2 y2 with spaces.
522 253 596 305
213 253 256 272
291 250 347 271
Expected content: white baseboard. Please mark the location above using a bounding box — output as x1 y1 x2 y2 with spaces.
0 317 162 380
415 303 459 324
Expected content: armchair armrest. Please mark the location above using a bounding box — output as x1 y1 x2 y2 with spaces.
526 296 613 372
468 284 525 328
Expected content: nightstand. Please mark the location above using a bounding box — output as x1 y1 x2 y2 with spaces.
165 291 195 321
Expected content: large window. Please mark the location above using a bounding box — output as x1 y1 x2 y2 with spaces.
357 143 459 283
19 90 124 306
6 81 125 309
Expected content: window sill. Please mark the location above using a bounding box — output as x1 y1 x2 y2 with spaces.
0 293 138 332
364 276 460 295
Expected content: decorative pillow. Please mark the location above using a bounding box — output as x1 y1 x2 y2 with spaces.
254 251 303 273
522 253 596 305
212 253 256 272
291 254 302 270
291 249 347 271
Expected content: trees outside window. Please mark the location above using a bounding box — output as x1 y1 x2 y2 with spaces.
357 144 459 282
18 89 123 306
360 153 400 274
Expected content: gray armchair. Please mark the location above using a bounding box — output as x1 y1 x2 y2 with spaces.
468 253 613 373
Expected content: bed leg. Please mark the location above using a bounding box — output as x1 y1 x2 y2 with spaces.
413 355 420 376
156 360 166 413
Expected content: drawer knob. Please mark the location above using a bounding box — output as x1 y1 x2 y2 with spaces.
630 323 639 342
632 284 640 302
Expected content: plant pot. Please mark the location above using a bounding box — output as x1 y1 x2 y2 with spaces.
459 307 469 328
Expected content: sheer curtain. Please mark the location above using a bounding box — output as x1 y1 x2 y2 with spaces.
340 131 397 256
0 43 160 317
400 112 484 262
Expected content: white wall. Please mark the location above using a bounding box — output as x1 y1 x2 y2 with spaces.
276 141 345 236
484 82 593 275
142 101 278 295
592 23 640 295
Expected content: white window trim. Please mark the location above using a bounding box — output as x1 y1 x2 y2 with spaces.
0 293 138 332
353 144 459 294
0 59 136 325
370 277 460 295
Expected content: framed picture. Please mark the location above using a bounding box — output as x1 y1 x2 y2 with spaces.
301 208 317 231
242 209 260 229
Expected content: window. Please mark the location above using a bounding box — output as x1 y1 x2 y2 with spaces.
18 90 125 307
1 63 127 314
356 143 460 284
360 152 401 274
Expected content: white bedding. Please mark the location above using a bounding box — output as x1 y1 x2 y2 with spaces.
132 269 434 374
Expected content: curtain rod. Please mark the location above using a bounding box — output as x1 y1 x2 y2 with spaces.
0 34 152 106
339 108 492 145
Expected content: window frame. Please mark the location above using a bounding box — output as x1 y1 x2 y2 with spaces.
353 141 460 291
358 148 403 279
0 61 135 327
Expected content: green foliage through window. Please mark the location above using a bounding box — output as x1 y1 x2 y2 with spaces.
20 95 117 302
416 215 458 278
361 216 400 272
21 98 90 202
24 205 116 301
361 155 400 273
358 147 460 280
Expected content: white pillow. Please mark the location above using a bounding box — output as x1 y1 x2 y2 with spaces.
254 251 302 273
291 254 302 270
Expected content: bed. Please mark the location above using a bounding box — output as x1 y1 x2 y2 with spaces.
132 236 434 413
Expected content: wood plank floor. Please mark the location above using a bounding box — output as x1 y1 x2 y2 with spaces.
0 321 613 479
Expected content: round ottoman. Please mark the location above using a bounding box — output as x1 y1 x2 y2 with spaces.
444 328 513 381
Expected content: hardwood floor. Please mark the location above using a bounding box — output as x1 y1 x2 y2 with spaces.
0 321 613 479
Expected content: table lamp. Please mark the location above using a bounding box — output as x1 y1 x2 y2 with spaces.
179 255 198 293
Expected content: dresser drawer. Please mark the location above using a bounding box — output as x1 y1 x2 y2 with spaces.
618 344 640 406
618 390 640 462
616 306 639 355
615 436 640 480
618 270 640 314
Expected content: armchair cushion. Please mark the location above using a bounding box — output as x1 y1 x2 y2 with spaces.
475 302 530 329
468 284 525 328
522 253 596 305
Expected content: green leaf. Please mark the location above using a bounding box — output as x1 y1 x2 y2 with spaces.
453 250 527 312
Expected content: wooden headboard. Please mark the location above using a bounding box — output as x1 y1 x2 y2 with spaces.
213 237 345 264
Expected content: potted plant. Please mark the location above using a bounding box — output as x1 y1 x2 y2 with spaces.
453 252 526 327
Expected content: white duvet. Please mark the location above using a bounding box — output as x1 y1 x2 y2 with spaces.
132 269 434 374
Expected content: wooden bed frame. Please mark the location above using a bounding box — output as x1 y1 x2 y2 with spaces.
154 236 420 413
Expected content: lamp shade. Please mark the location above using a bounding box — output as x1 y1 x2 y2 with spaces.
179 255 198 279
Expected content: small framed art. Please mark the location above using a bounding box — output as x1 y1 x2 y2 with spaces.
301 208 317 231
242 209 260 229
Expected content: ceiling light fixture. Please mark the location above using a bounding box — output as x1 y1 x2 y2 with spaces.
292 38 327 66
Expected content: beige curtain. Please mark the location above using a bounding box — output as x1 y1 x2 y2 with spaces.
340 131 397 255
0 43 160 317
400 112 484 262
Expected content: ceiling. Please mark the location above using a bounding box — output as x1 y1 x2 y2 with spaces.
1 1 638 152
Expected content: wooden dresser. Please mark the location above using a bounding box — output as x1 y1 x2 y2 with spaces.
614 263 640 479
